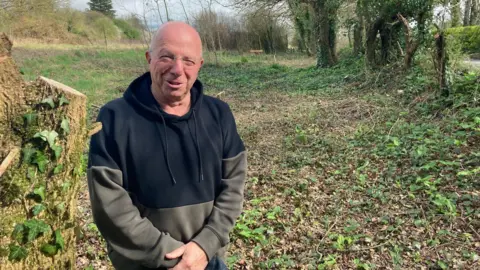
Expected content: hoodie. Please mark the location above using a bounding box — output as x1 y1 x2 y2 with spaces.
87 72 247 269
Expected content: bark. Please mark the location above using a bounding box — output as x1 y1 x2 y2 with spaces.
470 0 479 25
365 17 384 67
434 31 448 96
379 24 391 65
353 15 364 56
0 33 88 269
398 13 420 69
314 0 337 68
464 0 472 26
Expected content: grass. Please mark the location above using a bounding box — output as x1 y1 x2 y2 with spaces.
12 45 480 270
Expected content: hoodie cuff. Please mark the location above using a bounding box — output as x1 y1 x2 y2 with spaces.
191 226 222 261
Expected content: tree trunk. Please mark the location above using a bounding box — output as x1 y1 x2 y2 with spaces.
464 0 472 26
470 0 479 25
353 15 364 56
0 33 88 269
398 13 420 69
434 31 448 96
314 0 337 68
365 17 384 67
451 0 461 27
379 24 391 65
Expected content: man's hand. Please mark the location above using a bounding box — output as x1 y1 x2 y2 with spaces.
166 242 208 270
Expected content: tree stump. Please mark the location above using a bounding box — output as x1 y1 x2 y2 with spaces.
0 33 88 269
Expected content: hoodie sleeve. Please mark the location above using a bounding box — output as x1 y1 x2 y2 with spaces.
192 103 247 260
87 106 184 269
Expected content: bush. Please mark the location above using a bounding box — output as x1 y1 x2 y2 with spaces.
445 26 480 54
113 19 141 40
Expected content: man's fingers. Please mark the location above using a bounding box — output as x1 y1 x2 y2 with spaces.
169 259 186 270
166 245 186 259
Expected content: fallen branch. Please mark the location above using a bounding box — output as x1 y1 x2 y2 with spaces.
0 147 20 177
88 122 103 137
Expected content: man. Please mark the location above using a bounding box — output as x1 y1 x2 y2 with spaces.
87 21 247 270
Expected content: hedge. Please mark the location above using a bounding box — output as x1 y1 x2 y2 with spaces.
445 25 480 54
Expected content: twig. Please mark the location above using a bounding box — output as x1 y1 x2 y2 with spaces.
0 147 20 177
387 117 400 137
316 214 339 254
461 218 480 240
351 241 390 252
215 91 225 98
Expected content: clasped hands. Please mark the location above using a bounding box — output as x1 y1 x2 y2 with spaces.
166 242 208 270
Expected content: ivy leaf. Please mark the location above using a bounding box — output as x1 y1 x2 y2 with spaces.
40 243 58 257
53 164 64 174
27 167 36 180
61 117 70 134
34 130 58 148
22 147 36 164
61 182 71 192
55 229 65 250
41 97 55 108
32 204 46 216
51 145 62 160
32 151 48 173
58 94 69 106
24 219 51 242
56 202 65 213
23 113 37 126
457 170 471 176
8 245 28 262
11 224 26 244
33 186 46 202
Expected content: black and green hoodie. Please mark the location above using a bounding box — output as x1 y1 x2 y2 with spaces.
87 72 247 269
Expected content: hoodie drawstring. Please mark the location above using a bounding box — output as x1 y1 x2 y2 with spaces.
154 106 204 185
193 110 204 182
156 110 177 185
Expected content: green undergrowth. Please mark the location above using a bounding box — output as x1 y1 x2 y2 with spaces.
229 60 479 268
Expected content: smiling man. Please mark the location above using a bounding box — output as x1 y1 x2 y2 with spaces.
87 21 247 270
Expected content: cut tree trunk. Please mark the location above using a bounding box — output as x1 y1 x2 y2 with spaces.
0 33 88 269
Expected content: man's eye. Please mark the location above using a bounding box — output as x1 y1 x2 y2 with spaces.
159 55 173 61
184 59 195 66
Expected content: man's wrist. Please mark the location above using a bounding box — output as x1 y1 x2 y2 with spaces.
191 227 222 261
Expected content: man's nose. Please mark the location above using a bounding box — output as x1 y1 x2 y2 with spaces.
169 58 184 76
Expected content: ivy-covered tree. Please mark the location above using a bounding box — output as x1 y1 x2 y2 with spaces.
88 0 115 18
358 0 434 69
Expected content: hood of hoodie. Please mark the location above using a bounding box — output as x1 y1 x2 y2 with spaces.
123 71 204 122
123 71 206 185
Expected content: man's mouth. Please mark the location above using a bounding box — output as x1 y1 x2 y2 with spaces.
167 80 183 88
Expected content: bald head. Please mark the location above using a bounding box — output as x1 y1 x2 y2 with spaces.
149 21 203 56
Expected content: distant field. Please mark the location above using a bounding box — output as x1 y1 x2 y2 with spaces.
12 45 480 270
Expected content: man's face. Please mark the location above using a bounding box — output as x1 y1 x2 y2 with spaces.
146 31 203 102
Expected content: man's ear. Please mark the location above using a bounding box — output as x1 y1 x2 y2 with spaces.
145 50 151 64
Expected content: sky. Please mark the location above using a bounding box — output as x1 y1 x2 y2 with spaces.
71 0 235 28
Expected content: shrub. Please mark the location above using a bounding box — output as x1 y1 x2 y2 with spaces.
445 26 480 54
113 19 141 40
